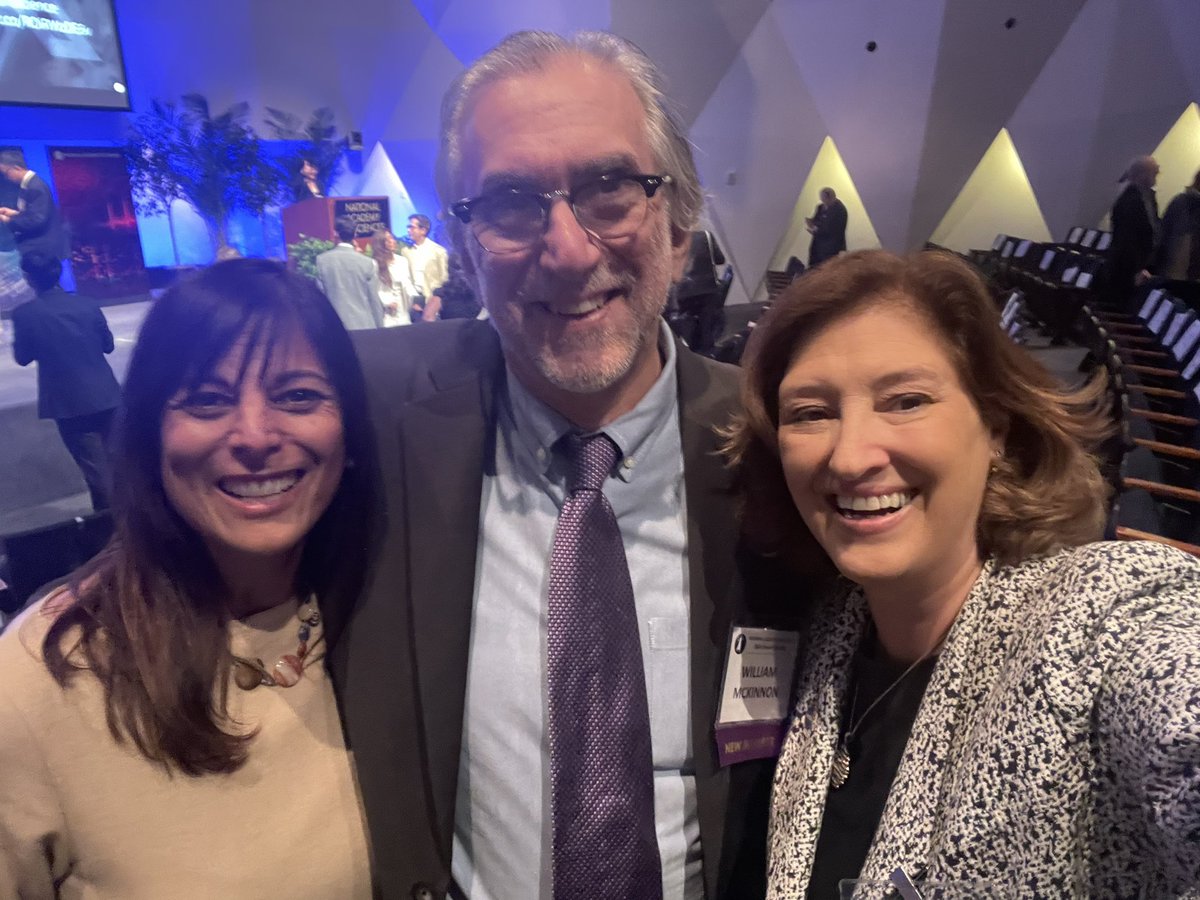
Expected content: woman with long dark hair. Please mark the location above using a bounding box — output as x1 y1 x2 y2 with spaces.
0 259 380 897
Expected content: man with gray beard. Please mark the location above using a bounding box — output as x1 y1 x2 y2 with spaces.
329 30 800 900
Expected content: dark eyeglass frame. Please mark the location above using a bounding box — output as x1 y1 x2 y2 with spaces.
448 173 673 253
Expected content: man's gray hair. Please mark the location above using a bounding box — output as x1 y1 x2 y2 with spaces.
0 149 27 170
1121 155 1157 185
435 30 702 253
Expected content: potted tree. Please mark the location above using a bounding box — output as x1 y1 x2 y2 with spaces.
126 94 284 260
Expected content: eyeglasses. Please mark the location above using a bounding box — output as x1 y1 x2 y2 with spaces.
449 173 672 255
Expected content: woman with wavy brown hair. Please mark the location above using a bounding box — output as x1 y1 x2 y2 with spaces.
726 249 1200 898
0 259 379 897
369 225 418 327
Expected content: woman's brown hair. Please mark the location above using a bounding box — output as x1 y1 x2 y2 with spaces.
725 249 1111 572
369 226 394 290
43 260 379 775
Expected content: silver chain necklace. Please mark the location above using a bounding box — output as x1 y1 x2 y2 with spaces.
829 635 944 790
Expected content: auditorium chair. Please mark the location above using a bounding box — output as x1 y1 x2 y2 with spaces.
0 512 113 614
1110 487 1200 556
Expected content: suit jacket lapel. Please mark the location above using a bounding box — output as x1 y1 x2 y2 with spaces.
400 334 502 854
675 346 741 898
331 324 502 896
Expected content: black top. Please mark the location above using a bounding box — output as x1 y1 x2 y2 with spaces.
805 634 939 900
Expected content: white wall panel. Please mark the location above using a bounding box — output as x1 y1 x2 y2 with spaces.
773 0 944 249
688 7 827 304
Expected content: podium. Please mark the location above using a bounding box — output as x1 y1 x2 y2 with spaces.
282 196 391 260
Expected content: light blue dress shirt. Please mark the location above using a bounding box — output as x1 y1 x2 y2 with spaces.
451 323 702 900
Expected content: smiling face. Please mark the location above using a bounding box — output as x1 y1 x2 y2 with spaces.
776 299 1002 600
160 326 346 586
454 54 687 424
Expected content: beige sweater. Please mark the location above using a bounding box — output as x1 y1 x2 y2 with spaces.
0 594 373 899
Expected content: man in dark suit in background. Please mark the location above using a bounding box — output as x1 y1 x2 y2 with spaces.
328 29 800 900
805 187 847 268
12 251 121 511
0 150 68 261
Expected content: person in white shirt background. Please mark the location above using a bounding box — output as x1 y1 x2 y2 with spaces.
401 213 449 321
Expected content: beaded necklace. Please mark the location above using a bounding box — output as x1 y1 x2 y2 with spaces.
231 599 322 691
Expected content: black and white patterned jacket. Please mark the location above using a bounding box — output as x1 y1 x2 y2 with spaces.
767 541 1200 899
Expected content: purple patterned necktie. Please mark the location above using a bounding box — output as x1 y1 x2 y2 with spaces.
547 432 663 900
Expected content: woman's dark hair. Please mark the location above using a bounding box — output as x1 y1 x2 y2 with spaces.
44 259 379 774
725 249 1111 573
432 255 482 319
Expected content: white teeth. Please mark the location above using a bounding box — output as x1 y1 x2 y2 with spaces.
836 491 913 512
554 298 605 316
221 473 300 499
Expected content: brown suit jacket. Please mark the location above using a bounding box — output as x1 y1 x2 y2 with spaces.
328 319 799 900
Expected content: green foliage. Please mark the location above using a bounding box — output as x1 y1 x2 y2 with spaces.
288 234 336 281
264 106 347 198
124 98 188 217
125 94 286 255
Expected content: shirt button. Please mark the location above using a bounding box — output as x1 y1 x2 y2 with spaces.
623 456 636 469
411 883 438 900
536 447 547 463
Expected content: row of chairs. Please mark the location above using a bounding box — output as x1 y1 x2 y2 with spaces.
1080 286 1200 552
992 257 1200 556
976 234 1108 342
0 511 113 617
1060 225 1113 253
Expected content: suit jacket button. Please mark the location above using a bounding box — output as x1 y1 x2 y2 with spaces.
411 883 438 900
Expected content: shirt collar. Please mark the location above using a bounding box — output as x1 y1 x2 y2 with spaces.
20 170 35 189
503 320 679 484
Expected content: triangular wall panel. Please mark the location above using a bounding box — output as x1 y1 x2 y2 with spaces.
1150 103 1200 204
1154 0 1200 102
774 0 945 249
613 0 773 128
358 143 419 233
770 136 881 270
1096 103 1200 230
930 129 1051 253
1075 0 1195 229
688 6 828 305
909 0 1086 248
1006 0 1120 242
379 140 444 234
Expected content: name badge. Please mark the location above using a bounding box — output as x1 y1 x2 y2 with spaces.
714 626 800 766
